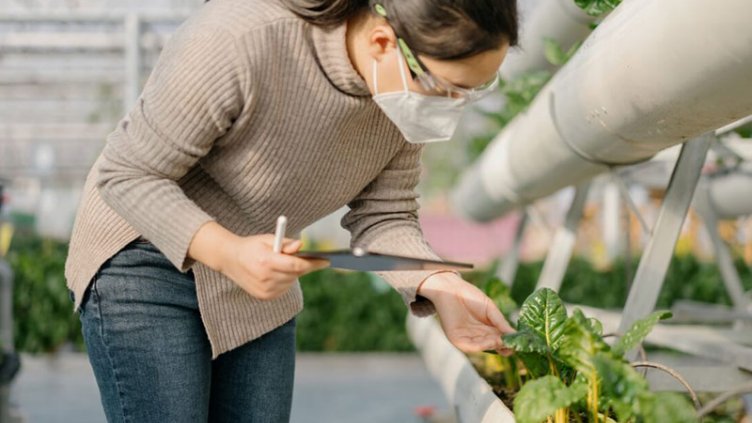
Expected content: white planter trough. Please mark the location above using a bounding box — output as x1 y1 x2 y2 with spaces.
406 314 515 423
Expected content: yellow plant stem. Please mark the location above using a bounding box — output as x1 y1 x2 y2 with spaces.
547 354 559 377
543 355 568 423
512 356 523 386
589 373 599 423
555 407 568 423
501 356 517 389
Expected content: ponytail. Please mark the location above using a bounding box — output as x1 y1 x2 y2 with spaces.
281 0 370 27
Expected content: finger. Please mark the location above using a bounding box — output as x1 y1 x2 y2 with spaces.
497 347 515 357
307 258 331 270
261 235 299 247
281 239 302 254
487 302 515 334
474 339 504 353
452 333 504 354
263 260 329 280
265 253 325 274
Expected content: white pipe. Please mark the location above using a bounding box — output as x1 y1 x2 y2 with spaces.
501 0 593 80
699 164 752 220
453 0 752 221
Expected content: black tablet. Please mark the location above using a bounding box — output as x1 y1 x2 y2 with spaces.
294 248 474 271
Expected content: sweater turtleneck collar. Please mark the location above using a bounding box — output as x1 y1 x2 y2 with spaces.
310 21 372 97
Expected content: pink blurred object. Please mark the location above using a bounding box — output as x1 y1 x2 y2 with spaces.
414 405 437 418
420 212 520 266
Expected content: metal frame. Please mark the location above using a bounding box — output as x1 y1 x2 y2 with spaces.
519 134 752 392
124 13 143 112
496 211 528 285
618 135 714 335
535 182 591 291
692 179 752 329
0 12 187 178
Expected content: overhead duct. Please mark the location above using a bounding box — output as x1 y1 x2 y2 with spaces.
452 0 752 222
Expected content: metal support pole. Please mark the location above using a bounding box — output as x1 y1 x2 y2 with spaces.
496 212 528 286
618 135 713 336
0 260 18 423
124 13 142 112
536 183 591 291
702 214 751 309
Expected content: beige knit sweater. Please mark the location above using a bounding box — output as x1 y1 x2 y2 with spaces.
65 0 460 359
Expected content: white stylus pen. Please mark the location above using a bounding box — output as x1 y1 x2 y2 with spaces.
273 215 287 253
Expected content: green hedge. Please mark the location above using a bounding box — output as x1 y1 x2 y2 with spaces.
501 255 752 310
4 235 414 353
4 235 752 353
297 270 413 351
5 236 83 353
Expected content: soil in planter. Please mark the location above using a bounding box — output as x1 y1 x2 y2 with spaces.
467 352 517 410
470 352 592 422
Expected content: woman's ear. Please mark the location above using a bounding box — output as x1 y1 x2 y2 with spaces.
368 21 398 62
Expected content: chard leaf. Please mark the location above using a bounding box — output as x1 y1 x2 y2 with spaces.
612 310 672 357
517 288 568 352
503 330 548 354
517 352 550 379
593 352 648 422
557 309 610 377
637 392 699 423
503 330 551 377
587 317 604 336
513 375 588 423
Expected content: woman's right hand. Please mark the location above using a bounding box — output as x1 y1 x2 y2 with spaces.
189 221 329 301
220 234 329 300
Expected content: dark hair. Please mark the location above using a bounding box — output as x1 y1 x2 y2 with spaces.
281 0 518 60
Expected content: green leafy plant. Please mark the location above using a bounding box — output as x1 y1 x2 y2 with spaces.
544 38 582 67
466 36 582 162
574 0 622 17
480 277 524 391
503 288 696 423
483 276 518 321
734 125 752 138
7 236 84 353
6 233 416 354
467 70 552 160
297 269 414 352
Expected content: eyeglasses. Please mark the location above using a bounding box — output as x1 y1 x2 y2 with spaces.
373 4 500 102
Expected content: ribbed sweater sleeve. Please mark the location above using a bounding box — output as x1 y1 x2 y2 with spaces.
341 142 461 317
96 24 247 272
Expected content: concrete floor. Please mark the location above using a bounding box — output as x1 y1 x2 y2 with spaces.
9 352 450 423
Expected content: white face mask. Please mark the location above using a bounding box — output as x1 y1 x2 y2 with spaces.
372 51 467 144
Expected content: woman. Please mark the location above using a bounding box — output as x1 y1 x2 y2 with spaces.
64 0 519 421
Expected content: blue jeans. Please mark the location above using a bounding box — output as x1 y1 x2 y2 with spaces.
72 239 296 423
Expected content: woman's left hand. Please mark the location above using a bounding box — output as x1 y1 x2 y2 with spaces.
417 273 515 355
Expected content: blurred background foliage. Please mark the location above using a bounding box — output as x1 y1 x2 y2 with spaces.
5 233 752 354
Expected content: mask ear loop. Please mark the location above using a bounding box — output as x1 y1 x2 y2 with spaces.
372 60 380 95
395 49 410 93
372 49 410 95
